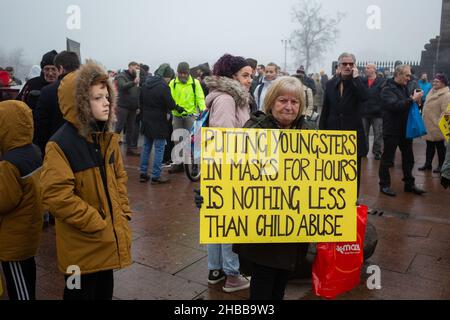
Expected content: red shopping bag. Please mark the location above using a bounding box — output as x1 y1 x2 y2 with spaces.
312 205 368 299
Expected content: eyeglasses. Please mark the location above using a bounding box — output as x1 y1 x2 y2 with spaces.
340 62 355 67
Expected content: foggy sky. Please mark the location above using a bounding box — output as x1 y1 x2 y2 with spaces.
0 0 443 75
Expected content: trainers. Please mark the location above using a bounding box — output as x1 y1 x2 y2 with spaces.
151 176 170 185
222 275 250 293
140 173 150 183
208 269 226 285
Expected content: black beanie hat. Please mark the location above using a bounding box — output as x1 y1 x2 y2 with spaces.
41 50 58 69
177 62 190 74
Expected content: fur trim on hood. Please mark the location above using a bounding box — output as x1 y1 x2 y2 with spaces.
204 76 250 108
58 60 116 139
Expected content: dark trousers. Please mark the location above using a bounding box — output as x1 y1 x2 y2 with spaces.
424 140 446 167
379 135 415 187
115 107 137 150
249 263 290 300
1 257 36 300
164 114 174 163
63 269 114 300
130 119 140 148
362 117 383 156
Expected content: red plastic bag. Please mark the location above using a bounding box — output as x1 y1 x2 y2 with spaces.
312 205 368 299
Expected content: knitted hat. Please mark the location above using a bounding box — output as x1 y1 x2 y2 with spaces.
212 54 250 78
155 63 174 78
177 62 190 74
41 50 58 69
434 73 448 86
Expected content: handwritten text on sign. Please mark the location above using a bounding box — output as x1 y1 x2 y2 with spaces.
200 128 358 244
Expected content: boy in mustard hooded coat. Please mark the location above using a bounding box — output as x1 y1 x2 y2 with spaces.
41 61 132 300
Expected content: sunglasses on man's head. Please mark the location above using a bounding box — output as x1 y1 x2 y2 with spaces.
340 62 355 67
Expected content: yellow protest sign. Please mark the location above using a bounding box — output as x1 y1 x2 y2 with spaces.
439 103 450 142
200 128 358 244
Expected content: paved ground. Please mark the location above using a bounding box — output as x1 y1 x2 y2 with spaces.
2 137 450 300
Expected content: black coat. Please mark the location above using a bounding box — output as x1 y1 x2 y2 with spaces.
321 74 329 91
232 112 309 272
361 76 385 117
293 74 317 95
116 70 139 110
16 75 50 111
140 76 176 139
380 78 414 137
319 76 368 157
34 77 66 154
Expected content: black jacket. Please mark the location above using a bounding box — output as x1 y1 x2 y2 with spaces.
361 76 385 117
16 75 50 111
140 75 176 139
321 74 329 91
293 74 317 95
116 70 139 110
380 78 414 137
34 76 67 154
319 76 368 157
232 111 309 272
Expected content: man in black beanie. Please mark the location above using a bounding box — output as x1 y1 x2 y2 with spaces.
34 51 80 154
17 50 59 111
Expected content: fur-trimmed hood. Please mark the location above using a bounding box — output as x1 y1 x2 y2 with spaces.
58 60 116 139
204 76 250 109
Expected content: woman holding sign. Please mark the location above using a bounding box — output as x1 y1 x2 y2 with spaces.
201 54 253 293
233 76 310 300
419 74 450 174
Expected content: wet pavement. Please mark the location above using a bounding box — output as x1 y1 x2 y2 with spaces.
2 137 450 300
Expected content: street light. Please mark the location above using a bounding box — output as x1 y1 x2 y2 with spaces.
281 39 291 73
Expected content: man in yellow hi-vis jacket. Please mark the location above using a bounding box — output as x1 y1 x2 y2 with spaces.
168 62 206 173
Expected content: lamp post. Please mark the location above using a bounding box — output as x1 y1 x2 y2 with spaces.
281 39 291 73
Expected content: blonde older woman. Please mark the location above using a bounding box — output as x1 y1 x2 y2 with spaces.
233 76 311 300
419 74 450 173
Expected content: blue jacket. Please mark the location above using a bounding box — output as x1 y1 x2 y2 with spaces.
418 80 432 103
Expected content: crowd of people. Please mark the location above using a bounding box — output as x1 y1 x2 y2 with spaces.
1 48 450 300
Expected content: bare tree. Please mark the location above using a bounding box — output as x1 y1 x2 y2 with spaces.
290 0 345 73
